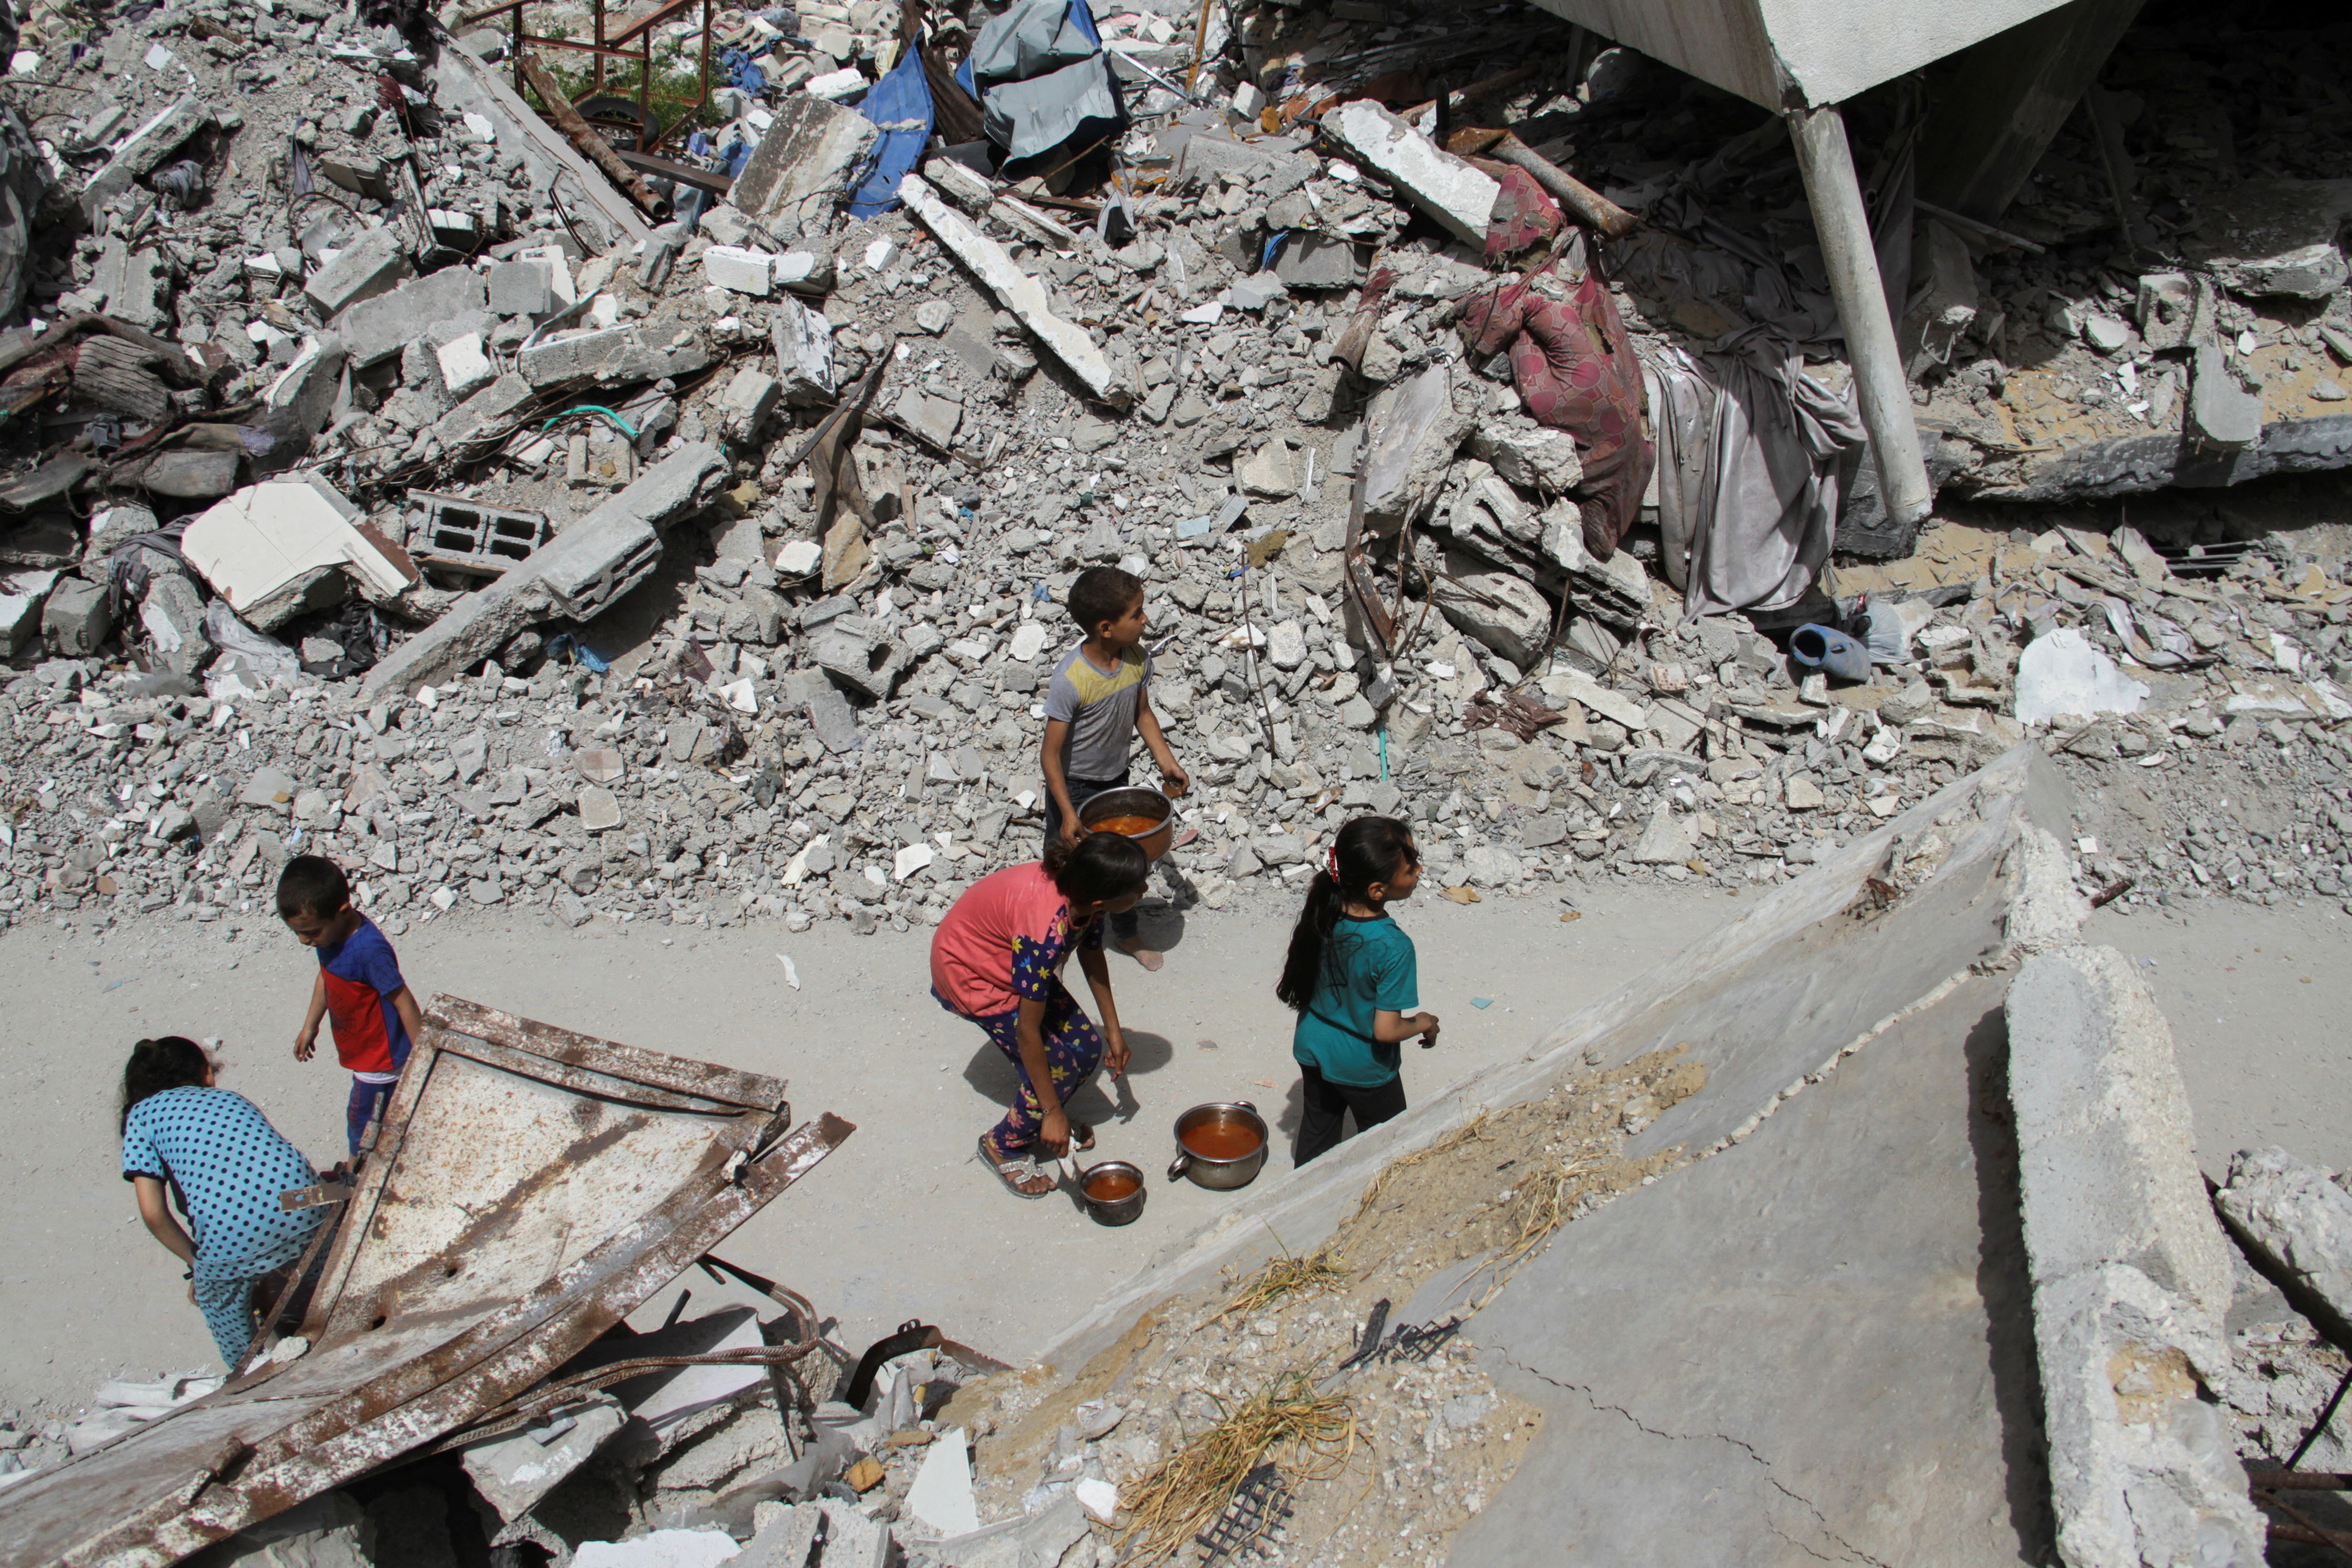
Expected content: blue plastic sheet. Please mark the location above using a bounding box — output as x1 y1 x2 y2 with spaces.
718 46 766 93
847 42 936 218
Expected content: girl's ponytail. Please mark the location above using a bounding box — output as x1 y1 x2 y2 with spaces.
1276 816 1418 1012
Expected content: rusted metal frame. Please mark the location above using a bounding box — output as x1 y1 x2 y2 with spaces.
698 1256 822 1445
432 1031 749 1114
594 0 607 92
56 1440 248 1568
418 1333 827 1456
510 31 669 63
79 1113 855 1568
2252 1485 2352 1558
2252 1472 2352 1490
431 995 789 1110
1444 127 1637 239
518 53 673 218
1341 470 1394 655
601 0 699 48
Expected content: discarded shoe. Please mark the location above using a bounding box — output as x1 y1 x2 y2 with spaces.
1789 623 1873 683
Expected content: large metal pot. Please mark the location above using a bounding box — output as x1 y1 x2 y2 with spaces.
1079 786 1178 862
1166 1101 1269 1191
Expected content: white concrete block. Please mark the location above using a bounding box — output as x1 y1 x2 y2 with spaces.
1324 100 1499 247
436 332 496 398
704 244 776 297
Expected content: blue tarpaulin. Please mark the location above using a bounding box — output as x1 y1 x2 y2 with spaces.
847 42 935 218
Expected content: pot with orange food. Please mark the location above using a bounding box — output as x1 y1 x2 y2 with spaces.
1077 785 1180 861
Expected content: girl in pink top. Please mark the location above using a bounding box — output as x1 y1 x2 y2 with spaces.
931 834 1150 1197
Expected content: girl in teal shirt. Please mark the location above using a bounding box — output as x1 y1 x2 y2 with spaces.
1276 816 1441 1165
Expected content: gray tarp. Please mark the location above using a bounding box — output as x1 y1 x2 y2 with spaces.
966 0 1120 161
1648 334 1868 618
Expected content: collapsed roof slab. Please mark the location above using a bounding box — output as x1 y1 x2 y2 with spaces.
0 997 852 1568
1025 745 2250 1561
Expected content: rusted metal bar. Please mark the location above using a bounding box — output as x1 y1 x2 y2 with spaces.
511 32 661 64
1330 264 1395 376
2255 1488 2352 1557
2251 1471 2352 1490
616 146 731 195
593 0 606 92
432 995 786 1109
1394 61 1548 124
433 1031 746 1113
517 52 673 218
1444 127 1637 239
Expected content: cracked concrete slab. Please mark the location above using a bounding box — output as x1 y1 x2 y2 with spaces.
1451 973 2048 1565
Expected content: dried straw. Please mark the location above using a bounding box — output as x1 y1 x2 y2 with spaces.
1113 1368 1357 1564
1341 1111 1495 1238
1212 1237 1349 1323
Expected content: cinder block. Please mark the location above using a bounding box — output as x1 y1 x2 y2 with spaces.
303 225 412 317
410 491 551 569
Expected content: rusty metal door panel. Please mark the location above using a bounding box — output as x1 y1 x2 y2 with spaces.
0 999 854 1568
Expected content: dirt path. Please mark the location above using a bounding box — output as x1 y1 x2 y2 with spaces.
0 881 1734 1417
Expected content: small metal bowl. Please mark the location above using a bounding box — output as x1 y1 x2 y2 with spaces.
1078 1160 1147 1226
1079 787 1178 862
1167 1101 1269 1191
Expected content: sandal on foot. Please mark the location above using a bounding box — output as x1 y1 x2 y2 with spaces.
978 1135 1054 1198
1071 1122 1096 1152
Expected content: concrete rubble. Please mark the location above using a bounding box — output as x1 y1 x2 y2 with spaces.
0 0 2337 948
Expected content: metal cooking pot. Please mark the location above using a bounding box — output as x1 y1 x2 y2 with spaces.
1078 1160 1147 1226
1078 786 1178 862
1166 1101 1269 1191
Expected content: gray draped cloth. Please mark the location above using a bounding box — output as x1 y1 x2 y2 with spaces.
1647 332 1869 619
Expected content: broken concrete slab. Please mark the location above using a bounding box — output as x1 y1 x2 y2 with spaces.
1359 366 1470 533
459 1392 627 1525
2188 343 2265 447
772 296 835 403
1029 748 2084 1567
262 334 349 438
361 445 725 695
2013 628 2150 727
487 258 554 317
81 95 212 220
0 571 51 654
302 225 412 318
2006 944 2258 1568
1324 101 1500 248
2216 1146 2352 1335
518 319 716 390
182 474 417 630
2180 177 2352 301
729 94 880 229
1166 132 1315 202
897 174 1130 411
337 266 489 368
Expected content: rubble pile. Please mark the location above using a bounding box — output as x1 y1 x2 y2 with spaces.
0 0 2347 940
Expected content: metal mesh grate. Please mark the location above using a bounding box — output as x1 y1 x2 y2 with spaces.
1195 1462 1294 1565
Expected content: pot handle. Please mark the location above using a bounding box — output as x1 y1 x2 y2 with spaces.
1235 1100 1257 1114
1166 1151 1192 1182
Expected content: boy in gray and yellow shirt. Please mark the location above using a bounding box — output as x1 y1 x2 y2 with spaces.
1041 566 1190 970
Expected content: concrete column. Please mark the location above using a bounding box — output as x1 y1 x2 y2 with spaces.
1786 104 1933 529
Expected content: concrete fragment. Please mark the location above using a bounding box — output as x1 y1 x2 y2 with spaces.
1324 102 1500 247
141 574 213 674
2215 1146 2352 1332
487 258 554 317
1360 366 1470 533
433 372 538 456
262 334 350 438
362 445 726 695
704 245 775 296
182 474 416 629
904 1428 977 1536
1273 232 1361 289
1238 442 1298 497
2006 944 2257 1568
729 95 879 227
772 298 835 402
0 571 56 653
1630 804 1696 865
336 266 488 367
718 368 782 443
2182 177 2352 300
895 390 963 449
302 226 412 317
82 95 212 220
1434 554 1550 669
42 578 111 657
435 333 495 399
812 1502 887 1568
898 174 1130 409
460 1393 626 1524
1168 134 1315 201
1537 667 1648 731
2187 344 2264 447
518 319 715 390
572 1529 741 1568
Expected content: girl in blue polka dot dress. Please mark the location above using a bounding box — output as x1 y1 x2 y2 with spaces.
119 1037 327 1368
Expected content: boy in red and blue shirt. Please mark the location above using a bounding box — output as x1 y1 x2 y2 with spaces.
277 855 425 1158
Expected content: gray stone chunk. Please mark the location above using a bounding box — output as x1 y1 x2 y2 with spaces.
336 266 489 367
2189 344 2265 447
517 319 715 389
82 95 213 220
1630 804 1696 865
2215 1146 2352 1332
729 94 879 225
41 579 111 657
1273 232 1362 290
486 259 554 317
303 225 412 317
432 372 537 456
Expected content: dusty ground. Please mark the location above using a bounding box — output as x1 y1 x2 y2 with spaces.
0 877 1736 1418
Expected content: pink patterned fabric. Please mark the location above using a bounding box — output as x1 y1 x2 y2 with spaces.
1459 264 1654 559
1483 167 1561 261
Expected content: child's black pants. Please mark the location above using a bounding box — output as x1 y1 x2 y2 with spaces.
1293 1064 1406 1166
